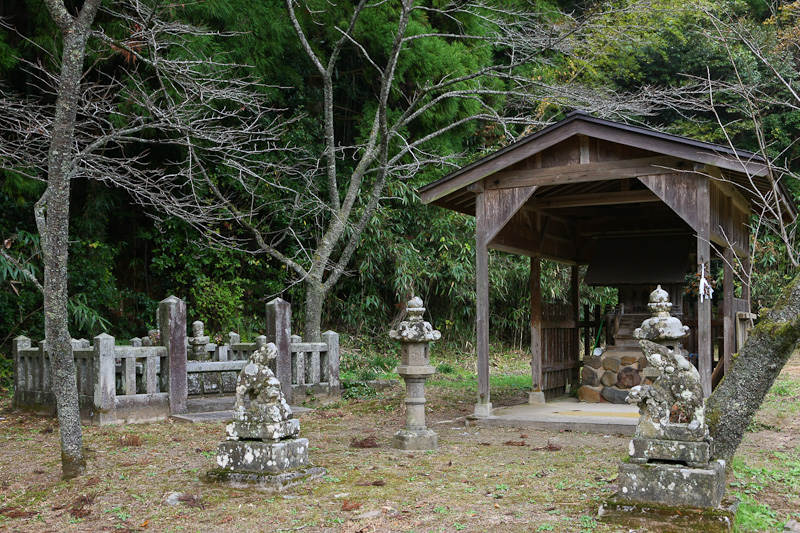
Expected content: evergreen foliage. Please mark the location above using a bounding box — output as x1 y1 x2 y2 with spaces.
0 0 797 357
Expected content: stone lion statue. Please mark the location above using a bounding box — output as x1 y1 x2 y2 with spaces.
234 343 292 423
627 339 707 441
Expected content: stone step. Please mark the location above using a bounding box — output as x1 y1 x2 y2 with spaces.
187 394 236 413
172 405 314 424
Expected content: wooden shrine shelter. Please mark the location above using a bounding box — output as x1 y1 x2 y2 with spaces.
419 112 796 416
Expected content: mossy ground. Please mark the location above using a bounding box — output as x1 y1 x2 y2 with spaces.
0 350 798 532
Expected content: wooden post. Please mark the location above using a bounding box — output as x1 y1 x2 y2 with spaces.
723 246 735 376
571 265 581 393
475 191 492 416
696 176 712 397
741 255 751 311
529 255 543 403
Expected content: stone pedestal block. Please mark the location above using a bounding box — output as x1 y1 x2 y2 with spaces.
618 460 726 509
226 417 300 441
528 391 545 404
393 429 438 451
205 466 326 491
628 437 710 467
216 438 309 474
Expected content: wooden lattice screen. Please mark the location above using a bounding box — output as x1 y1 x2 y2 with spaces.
541 303 580 398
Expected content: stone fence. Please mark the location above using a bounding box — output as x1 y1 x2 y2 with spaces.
13 334 171 425
12 296 339 425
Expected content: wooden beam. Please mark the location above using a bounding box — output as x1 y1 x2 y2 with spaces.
578 121 769 177
571 265 580 392
484 186 538 242
486 156 681 190
420 121 579 204
530 256 542 393
538 189 659 209
639 172 700 232
697 174 713 397
475 192 492 415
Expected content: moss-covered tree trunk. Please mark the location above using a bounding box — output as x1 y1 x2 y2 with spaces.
40 0 102 479
707 274 800 465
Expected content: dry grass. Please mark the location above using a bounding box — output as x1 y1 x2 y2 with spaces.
0 356 799 532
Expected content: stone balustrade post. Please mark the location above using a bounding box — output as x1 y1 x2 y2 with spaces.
93 333 116 423
266 298 292 405
389 296 440 450
12 336 31 407
159 296 187 414
321 330 340 391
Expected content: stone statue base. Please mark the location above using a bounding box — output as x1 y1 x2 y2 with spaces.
226 415 300 441
205 465 326 492
618 459 726 509
393 428 438 451
216 438 310 474
628 437 710 467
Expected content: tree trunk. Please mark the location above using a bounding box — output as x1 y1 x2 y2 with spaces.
707 274 800 465
304 280 326 343
40 0 102 479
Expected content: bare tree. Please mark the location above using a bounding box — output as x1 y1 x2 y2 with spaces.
672 3 800 462
159 0 702 341
0 0 290 478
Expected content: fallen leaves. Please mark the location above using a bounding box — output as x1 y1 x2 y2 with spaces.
0 506 37 518
503 440 527 447
532 439 562 452
177 494 205 509
118 434 144 447
68 494 94 518
355 479 386 486
350 435 379 448
341 500 362 511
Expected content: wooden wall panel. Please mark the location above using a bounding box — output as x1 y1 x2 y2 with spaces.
541 303 580 398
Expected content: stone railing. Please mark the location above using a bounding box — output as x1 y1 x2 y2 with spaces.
13 334 170 425
183 328 340 405
12 296 340 425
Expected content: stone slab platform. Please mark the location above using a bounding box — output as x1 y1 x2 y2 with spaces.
598 496 737 532
205 465 326 492
468 397 640 435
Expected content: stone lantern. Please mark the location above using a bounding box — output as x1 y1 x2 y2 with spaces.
389 296 440 450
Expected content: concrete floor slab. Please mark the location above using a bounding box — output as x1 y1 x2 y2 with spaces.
468 397 640 435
